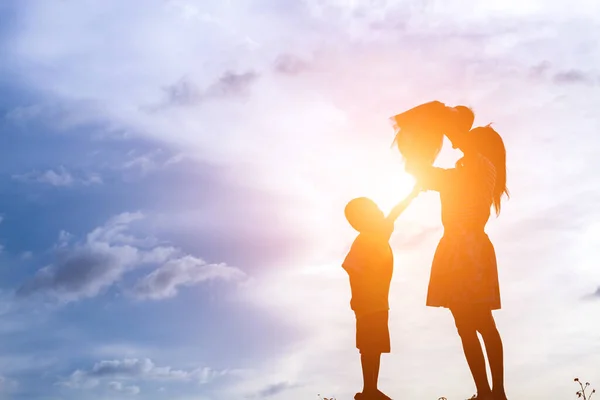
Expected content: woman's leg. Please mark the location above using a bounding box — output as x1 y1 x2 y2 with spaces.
451 307 492 398
475 310 507 399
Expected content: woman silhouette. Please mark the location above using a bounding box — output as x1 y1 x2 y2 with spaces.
405 108 509 400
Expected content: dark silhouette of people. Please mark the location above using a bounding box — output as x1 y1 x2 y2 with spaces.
400 104 510 400
342 188 420 400
340 101 509 399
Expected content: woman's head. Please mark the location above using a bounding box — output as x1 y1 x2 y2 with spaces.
468 125 509 215
445 106 475 149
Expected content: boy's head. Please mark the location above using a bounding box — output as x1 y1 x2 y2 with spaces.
345 197 385 233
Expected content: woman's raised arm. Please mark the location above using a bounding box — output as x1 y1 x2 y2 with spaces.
406 160 455 193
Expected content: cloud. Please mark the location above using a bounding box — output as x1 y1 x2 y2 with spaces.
17 211 243 303
17 212 162 302
162 77 201 107
256 381 298 398
553 69 595 85
59 370 99 390
108 381 140 395
14 167 73 186
527 58 597 86
17 250 123 301
206 70 258 98
528 61 552 79
0 375 19 392
4 99 108 130
120 148 186 175
157 70 259 109
584 286 600 300
273 54 309 75
131 255 245 300
59 358 226 390
12 166 102 187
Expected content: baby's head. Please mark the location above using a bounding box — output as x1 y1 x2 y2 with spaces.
344 197 385 233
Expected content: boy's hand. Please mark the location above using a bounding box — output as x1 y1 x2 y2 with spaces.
386 186 421 223
406 184 422 200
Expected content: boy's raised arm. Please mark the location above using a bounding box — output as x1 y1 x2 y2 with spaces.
386 185 421 223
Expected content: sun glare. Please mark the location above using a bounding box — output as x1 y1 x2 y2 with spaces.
358 156 416 214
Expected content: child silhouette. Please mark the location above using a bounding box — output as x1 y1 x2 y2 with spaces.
342 187 420 400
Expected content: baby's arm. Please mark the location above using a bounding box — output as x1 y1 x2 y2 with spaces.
386 185 421 223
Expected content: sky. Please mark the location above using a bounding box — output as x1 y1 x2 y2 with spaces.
0 0 600 399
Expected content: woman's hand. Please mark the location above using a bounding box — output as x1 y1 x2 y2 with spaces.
409 183 424 197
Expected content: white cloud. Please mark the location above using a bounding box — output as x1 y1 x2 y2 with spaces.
132 255 245 300
59 370 99 390
60 358 227 390
108 381 141 395
37 168 74 186
120 148 187 176
18 212 242 303
14 167 73 186
12 166 102 187
56 230 73 248
0 375 19 392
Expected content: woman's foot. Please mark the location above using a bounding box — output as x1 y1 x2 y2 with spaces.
467 394 494 400
492 390 507 400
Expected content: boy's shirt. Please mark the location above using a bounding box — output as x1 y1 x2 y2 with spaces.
342 223 394 317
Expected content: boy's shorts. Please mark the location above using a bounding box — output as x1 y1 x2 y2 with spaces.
356 310 390 354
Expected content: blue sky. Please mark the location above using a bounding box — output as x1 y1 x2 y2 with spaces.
0 0 600 399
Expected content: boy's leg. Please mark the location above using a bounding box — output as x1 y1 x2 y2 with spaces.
360 352 381 393
357 313 381 395
357 310 390 398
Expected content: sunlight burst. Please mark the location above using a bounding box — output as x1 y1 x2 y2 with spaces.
353 155 416 214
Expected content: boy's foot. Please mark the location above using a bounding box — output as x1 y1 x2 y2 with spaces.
355 390 392 400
